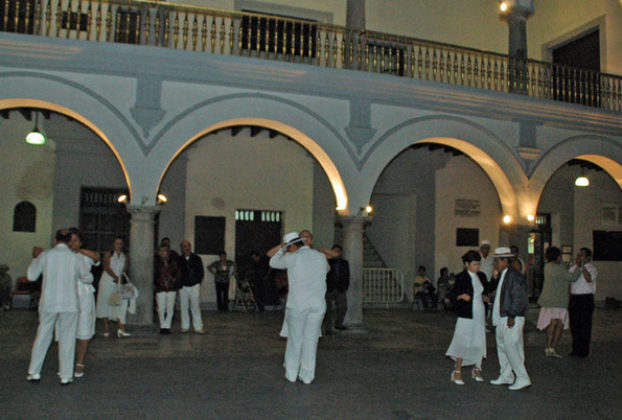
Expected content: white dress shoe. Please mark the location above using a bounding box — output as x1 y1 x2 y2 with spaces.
490 376 514 385
27 373 41 382
60 377 74 386
509 378 531 391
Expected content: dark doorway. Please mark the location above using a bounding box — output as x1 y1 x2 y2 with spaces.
235 209 283 307
528 213 551 301
552 29 600 106
234 209 282 269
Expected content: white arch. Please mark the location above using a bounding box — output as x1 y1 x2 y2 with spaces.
150 94 351 212
360 116 526 221
530 135 622 210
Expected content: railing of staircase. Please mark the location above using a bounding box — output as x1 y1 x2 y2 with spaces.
1 0 620 112
363 267 404 305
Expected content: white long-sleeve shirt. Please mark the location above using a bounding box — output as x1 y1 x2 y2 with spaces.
27 243 92 313
269 245 329 310
569 262 597 295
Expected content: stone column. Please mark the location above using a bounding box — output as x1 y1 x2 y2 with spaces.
342 215 368 330
126 205 160 327
500 1 534 93
346 0 366 70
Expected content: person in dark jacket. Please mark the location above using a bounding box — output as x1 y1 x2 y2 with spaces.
446 250 490 385
490 247 531 391
154 245 181 334
323 245 350 335
178 240 205 333
246 251 269 312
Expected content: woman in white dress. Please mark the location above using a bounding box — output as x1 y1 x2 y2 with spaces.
446 250 490 385
96 237 130 337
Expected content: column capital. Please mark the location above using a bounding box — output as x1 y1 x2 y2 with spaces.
127 205 160 218
499 0 534 20
339 215 371 230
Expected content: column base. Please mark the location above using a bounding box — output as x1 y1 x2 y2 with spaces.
123 324 159 337
342 323 368 334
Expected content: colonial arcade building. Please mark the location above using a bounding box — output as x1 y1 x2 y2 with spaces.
1 0 622 327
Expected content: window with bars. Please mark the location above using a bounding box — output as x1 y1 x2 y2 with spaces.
235 209 281 223
114 9 141 44
240 12 317 58
367 40 405 76
79 187 130 252
0 0 35 34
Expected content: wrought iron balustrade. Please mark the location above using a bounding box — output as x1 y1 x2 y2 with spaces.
363 268 405 306
1 0 620 112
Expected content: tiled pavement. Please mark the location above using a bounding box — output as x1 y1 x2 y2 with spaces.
1 306 621 419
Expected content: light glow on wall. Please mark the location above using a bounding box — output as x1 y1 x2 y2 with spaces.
160 118 349 212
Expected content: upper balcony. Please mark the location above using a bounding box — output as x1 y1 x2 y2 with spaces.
1 0 621 113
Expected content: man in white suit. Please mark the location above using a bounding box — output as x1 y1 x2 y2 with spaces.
26 229 92 385
269 232 329 384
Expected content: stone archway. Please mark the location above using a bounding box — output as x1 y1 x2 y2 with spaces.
361 116 526 222
157 117 348 212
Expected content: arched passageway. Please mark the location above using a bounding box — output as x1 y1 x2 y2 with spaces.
534 155 622 301
366 141 504 301
0 101 129 279
157 121 339 307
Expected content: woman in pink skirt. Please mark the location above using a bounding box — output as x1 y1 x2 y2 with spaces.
537 247 581 358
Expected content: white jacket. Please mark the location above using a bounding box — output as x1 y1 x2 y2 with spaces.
27 243 92 313
269 246 329 310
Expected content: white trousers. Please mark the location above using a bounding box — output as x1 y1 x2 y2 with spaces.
284 305 325 383
179 284 203 331
156 291 177 329
495 316 530 382
29 311 78 381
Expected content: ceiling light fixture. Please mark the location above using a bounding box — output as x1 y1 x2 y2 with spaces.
25 111 46 145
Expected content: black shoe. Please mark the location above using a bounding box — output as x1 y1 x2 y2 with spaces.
164 328 171 335
325 330 333 336
160 329 165 334
335 325 348 331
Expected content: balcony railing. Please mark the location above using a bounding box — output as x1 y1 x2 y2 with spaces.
363 268 405 306
1 0 621 112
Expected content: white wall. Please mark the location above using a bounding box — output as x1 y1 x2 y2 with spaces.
0 114 55 282
370 147 447 280
51 122 127 236
184 130 315 303
312 161 336 250
435 155 501 277
368 193 416 299
537 164 576 249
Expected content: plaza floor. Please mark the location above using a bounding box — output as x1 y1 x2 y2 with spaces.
1 306 621 419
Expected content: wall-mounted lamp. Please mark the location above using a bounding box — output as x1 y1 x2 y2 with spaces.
25 111 46 145
357 205 373 216
502 215 512 225
499 1 509 12
117 194 128 204
526 214 535 222
157 193 168 204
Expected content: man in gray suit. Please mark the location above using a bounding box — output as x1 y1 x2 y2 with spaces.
489 247 531 391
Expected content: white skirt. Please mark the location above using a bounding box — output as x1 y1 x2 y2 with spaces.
445 317 487 368
96 273 128 323
77 293 96 340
